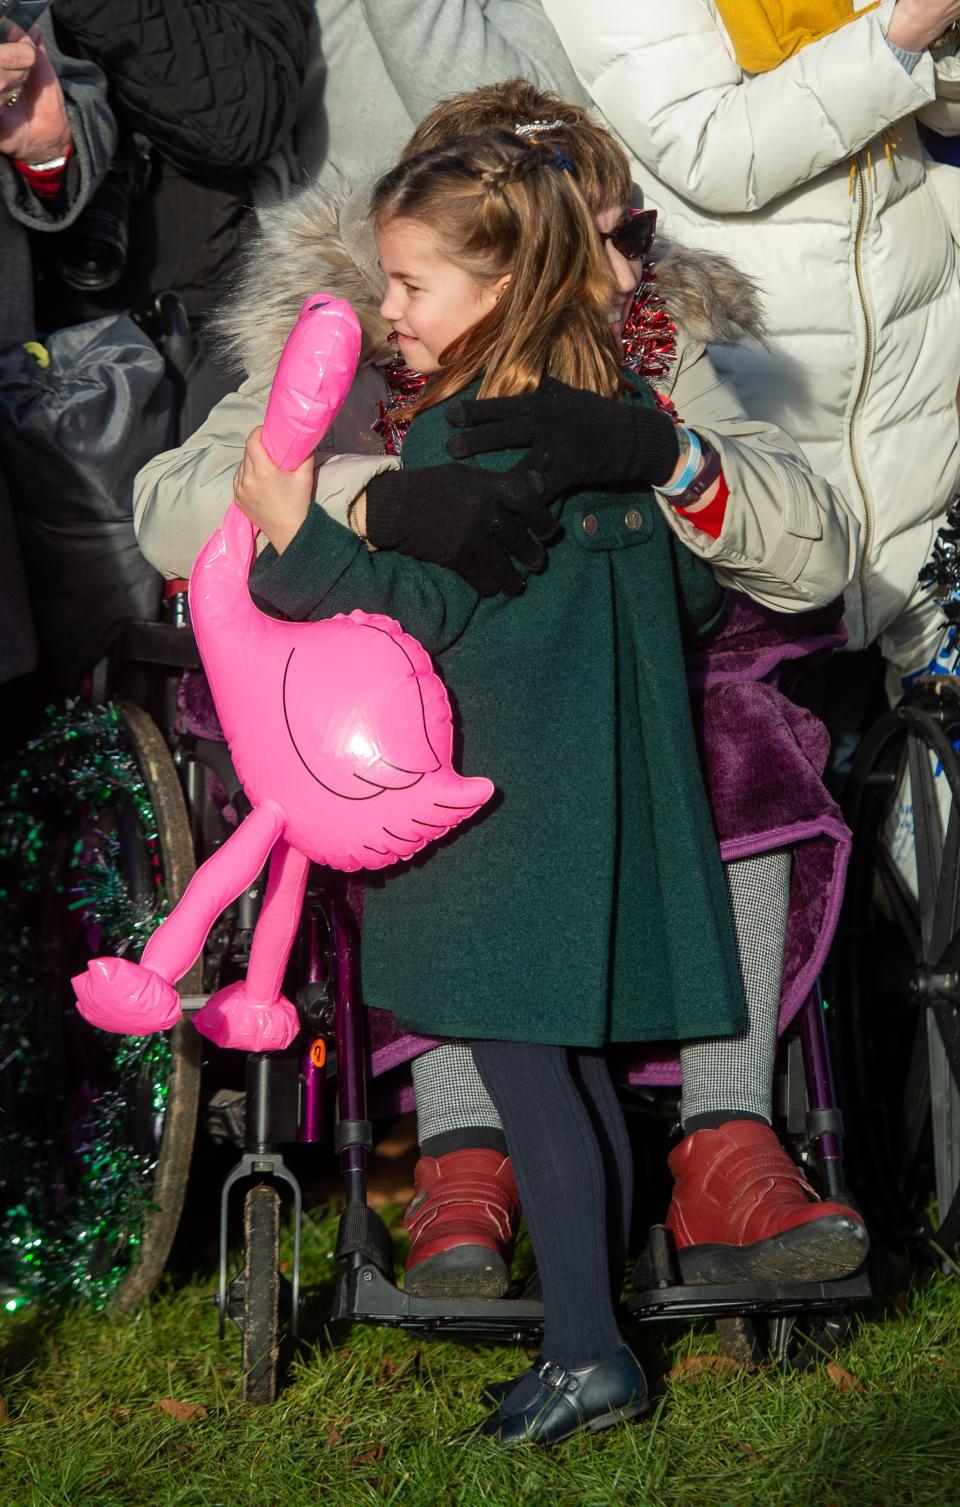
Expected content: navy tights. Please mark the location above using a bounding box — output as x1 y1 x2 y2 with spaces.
471 1040 633 1371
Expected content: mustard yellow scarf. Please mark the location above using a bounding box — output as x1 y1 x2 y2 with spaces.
716 0 880 72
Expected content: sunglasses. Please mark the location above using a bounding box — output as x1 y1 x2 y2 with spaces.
599 207 658 262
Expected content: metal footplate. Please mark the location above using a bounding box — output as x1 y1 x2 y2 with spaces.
628 1271 871 1322
627 1224 871 1322
330 1261 546 1340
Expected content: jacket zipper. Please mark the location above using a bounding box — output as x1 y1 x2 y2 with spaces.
848 155 874 645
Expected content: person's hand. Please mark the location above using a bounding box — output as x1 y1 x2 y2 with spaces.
233 426 315 554
364 460 559 597
0 30 71 164
887 0 960 51
445 378 682 495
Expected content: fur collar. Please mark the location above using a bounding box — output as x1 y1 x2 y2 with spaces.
212 181 765 391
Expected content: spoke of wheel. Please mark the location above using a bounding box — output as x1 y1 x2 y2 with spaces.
929 790 960 967
928 1003 960 1240
873 831 922 961
907 735 945 961
897 1012 932 1201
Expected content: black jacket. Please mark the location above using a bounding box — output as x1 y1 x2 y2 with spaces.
48 0 313 318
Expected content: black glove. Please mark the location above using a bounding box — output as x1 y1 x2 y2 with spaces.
445 377 681 492
364 460 560 598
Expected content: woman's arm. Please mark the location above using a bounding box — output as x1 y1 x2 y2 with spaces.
0 19 115 232
357 0 588 123
660 337 861 610
133 377 399 579
542 0 935 212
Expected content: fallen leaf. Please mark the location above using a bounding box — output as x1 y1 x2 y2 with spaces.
736 1443 765 1464
895 1290 910 1313
0 1397 8 1423
326 1425 343 1447
352 1444 386 1467
826 1364 866 1398
150 1399 209 1422
666 1355 743 1382
376 1356 399 1384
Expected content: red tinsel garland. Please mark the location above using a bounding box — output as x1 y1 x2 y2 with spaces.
371 265 680 453
620 262 679 420
372 335 428 455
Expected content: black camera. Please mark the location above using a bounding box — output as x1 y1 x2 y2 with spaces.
58 134 152 292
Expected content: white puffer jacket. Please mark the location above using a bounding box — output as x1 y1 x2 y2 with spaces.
543 0 960 669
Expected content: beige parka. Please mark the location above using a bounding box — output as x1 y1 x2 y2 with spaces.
134 183 857 614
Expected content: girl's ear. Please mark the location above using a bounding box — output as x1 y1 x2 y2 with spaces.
493 274 511 302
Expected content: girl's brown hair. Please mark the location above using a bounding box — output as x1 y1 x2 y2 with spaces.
371 129 622 416
404 77 632 218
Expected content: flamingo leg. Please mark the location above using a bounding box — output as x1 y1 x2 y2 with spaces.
74 800 286 1036
243 838 311 1005
192 828 308 1052
142 800 286 984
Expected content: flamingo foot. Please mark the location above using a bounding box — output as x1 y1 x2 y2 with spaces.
73 957 182 1035
193 980 300 1052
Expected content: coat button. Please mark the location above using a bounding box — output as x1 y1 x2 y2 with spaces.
582 513 598 536
624 509 643 531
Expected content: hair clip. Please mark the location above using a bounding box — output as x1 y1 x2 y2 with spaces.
552 148 575 173
514 118 567 137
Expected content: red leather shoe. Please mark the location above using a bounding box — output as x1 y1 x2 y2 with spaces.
403 1149 519 1298
666 1120 868 1283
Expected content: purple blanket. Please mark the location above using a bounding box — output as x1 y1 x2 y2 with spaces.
179 594 851 1101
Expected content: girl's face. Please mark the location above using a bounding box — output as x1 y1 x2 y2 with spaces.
377 217 509 374
596 204 644 343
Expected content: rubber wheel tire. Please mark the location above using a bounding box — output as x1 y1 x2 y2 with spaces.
111 703 202 1314
242 1183 282 1406
835 678 960 1255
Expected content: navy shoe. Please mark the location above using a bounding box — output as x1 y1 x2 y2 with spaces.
476 1345 648 1446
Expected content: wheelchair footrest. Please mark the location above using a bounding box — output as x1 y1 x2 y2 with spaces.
627 1266 871 1322
334 1202 394 1277
330 1262 545 1340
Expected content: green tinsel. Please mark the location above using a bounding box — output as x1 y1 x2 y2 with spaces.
0 702 175 1309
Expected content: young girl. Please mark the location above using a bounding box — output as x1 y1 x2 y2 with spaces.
235 129 746 1445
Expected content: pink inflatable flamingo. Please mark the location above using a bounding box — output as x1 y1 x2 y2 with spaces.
72 295 494 1052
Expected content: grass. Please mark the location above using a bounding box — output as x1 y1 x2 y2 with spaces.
3 1201 960 1507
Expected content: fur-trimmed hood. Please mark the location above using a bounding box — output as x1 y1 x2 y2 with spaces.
212 181 765 391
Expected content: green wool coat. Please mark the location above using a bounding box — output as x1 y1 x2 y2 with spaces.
251 378 746 1048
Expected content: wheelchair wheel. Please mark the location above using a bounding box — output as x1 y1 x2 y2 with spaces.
111 704 202 1313
836 676 960 1255
715 1311 851 1372
241 1183 282 1406
0 701 200 1310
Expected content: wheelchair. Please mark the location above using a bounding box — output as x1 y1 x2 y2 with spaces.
0 587 871 1404
831 671 960 1261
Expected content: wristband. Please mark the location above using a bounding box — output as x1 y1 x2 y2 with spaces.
655 427 702 497
672 445 723 506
